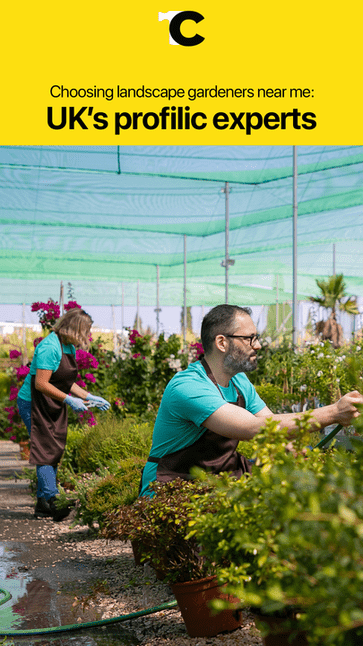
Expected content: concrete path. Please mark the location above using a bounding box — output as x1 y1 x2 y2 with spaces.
0 440 32 478
0 440 34 511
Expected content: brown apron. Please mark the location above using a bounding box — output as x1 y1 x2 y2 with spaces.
29 335 78 467
146 357 252 483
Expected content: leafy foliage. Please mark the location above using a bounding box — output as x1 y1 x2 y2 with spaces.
61 416 152 474
101 478 220 583
57 457 146 528
188 413 363 645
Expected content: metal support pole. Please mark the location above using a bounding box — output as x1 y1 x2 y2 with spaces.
333 243 336 275
220 183 234 303
225 181 229 303
292 146 298 346
136 281 140 332
22 303 28 366
121 282 124 332
59 281 64 316
155 265 161 335
183 235 187 343
111 304 117 355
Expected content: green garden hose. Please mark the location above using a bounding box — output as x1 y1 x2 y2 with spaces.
0 587 178 637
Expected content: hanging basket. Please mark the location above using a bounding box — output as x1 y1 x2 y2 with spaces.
171 575 242 637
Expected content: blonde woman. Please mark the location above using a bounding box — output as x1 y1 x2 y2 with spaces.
17 308 110 520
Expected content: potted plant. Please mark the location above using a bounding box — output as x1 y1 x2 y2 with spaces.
188 411 363 646
101 478 243 637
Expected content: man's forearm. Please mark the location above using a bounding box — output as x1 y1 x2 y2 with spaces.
270 404 337 435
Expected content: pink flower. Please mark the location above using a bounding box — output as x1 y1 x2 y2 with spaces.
84 373 96 383
76 349 99 370
9 386 19 401
10 350 22 360
189 342 204 359
132 353 141 359
10 435 16 441
114 398 125 407
76 379 86 388
129 329 142 345
64 301 82 311
16 365 30 380
31 301 44 312
33 337 43 348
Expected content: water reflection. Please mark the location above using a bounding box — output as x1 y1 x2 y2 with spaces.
0 542 139 645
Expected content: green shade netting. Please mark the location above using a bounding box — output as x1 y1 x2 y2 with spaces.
0 145 362 306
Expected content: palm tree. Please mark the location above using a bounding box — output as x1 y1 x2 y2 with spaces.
310 274 359 347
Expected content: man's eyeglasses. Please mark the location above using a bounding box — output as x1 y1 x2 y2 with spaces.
224 334 260 346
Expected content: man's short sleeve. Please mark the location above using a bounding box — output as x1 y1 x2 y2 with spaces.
235 375 266 414
166 375 227 428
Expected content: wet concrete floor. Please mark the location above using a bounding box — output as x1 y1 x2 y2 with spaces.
0 443 141 645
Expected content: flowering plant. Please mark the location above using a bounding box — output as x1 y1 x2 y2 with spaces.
1 354 30 442
64 301 82 312
31 299 61 330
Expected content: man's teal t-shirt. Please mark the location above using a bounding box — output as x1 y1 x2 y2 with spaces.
139 360 265 496
18 332 76 402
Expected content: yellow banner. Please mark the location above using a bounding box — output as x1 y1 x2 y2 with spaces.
1 1 362 144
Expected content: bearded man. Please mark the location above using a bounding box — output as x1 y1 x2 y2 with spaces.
139 304 362 495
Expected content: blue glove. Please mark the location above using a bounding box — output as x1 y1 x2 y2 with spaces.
64 394 89 413
86 394 111 411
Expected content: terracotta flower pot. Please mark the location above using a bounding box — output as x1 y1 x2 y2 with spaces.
253 613 309 646
171 575 242 637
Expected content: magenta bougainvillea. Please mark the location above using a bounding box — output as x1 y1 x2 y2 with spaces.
9 350 22 360
64 301 82 312
189 342 204 361
31 299 61 330
76 349 99 370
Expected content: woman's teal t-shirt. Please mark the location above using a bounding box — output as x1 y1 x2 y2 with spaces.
18 332 76 402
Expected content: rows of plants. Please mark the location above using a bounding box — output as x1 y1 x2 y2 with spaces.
1 297 363 445
2 293 363 642
98 410 363 645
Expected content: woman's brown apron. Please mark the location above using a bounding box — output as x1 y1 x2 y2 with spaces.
29 335 78 467
145 357 252 484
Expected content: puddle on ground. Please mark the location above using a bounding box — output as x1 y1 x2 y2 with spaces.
0 543 143 645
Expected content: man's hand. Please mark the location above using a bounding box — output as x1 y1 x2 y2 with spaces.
335 390 363 426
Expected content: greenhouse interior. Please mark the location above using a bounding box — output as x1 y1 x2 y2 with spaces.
0 144 362 338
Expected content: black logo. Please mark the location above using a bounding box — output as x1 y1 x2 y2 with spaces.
159 11 205 46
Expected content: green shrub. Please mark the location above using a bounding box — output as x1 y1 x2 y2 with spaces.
61 425 87 472
0 372 11 398
254 381 293 413
101 478 217 582
67 415 153 474
59 456 146 528
188 414 363 645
